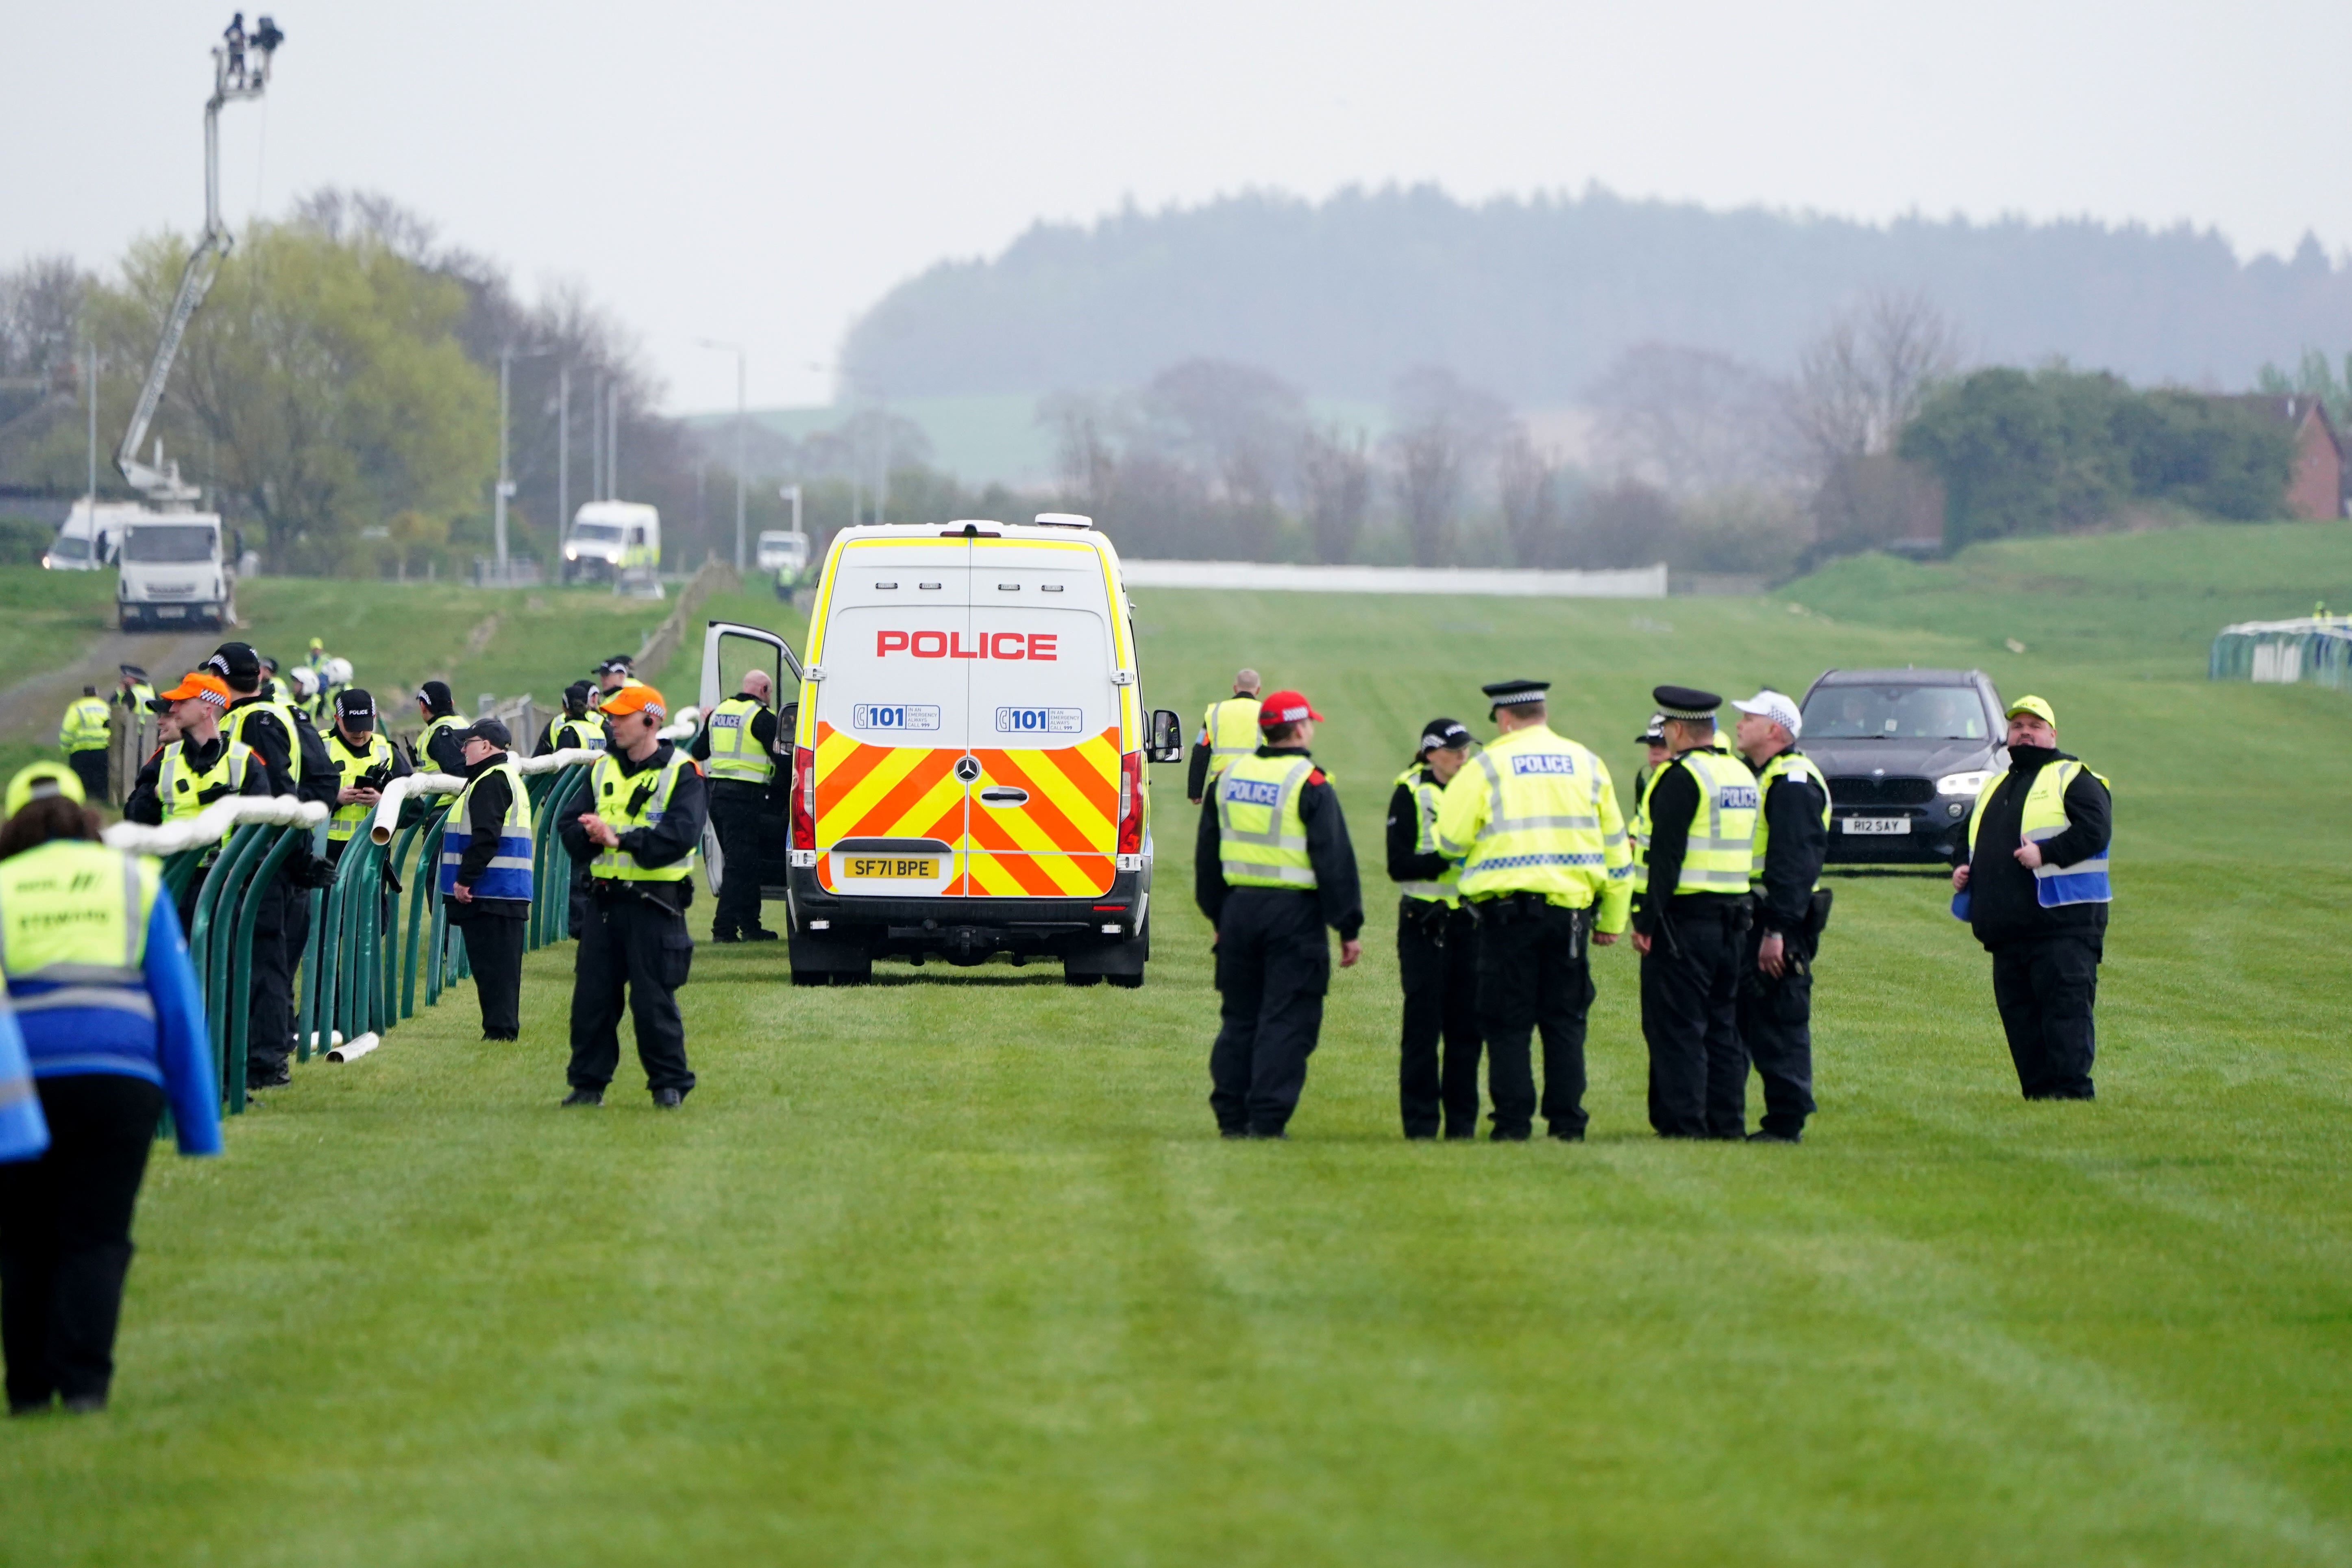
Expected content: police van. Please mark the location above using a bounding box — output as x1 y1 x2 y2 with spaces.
782 515 1183 985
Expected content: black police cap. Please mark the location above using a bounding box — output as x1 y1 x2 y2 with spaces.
1418 717 1472 754
1652 684 1721 720
1481 678 1550 710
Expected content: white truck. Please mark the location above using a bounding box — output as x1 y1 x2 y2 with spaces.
117 513 234 630
42 500 150 571
563 501 661 588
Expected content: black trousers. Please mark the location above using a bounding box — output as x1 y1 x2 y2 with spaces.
1991 934 2100 1099
1209 889 1329 1135
247 875 297 1082
67 749 109 804
1474 897 1594 1139
708 783 770 938
568 892 697 1095
1397 899 1482 1138
1737 926 1817 1138
0 1075 163 1411
1642 904 1747 1138
455 912 526 1038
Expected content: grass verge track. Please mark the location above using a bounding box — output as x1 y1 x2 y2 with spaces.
3 526 2349 1565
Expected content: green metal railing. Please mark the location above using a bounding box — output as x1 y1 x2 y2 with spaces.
146 756 600 1117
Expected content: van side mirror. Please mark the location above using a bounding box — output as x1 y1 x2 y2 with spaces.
1147 708 1183 764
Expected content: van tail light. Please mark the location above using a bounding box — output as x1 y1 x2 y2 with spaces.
1117 750 1143 855
792 746 817 849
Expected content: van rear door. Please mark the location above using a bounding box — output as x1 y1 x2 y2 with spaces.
955 539 1123 897
809 538 973 897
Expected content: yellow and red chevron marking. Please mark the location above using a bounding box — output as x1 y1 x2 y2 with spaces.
812 722 965 844
955 726 1119 897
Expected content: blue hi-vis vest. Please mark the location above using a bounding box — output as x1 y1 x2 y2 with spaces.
1951 756 2111 920
439 758 535 902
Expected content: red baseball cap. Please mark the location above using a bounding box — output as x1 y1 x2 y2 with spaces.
1257 689 1324 727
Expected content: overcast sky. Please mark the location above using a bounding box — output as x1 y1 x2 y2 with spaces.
11 0 2348 413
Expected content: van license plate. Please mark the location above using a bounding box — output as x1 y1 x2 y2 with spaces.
841 856 938 878
1842 816 1909 835
156 605 186 618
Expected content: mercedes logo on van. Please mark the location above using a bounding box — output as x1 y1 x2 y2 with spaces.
953 756 982 784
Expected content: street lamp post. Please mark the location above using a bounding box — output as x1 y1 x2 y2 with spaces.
696 338 748 572
493 344 550 581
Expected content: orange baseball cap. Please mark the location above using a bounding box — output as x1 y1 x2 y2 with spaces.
157 671 233 709
599 682 666 720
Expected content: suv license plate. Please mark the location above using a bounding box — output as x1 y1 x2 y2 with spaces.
1843 816 1910 835
841 855 938 878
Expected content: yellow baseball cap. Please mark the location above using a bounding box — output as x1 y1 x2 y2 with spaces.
2005 694 2056 728
5 761 87 817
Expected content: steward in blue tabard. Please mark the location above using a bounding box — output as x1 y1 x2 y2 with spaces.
441 719 535 1042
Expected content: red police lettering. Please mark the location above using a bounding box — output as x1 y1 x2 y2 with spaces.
876 629 1054 660
950 632 981 660
990 632 1027 660
876 630 909 656
910 630 948 658
1028 633 1058 660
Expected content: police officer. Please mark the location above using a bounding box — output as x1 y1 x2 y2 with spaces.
1386 717 1482 1139
1433 680 1632 1141
1633 685 1757 1139
57 687 111 802
442 719 533 1042
114 666 155 716
0 763 220 1416
593 656 640 699
1187 668 1263 804
322 689 409 863
1195 688 1362 1139
558 683 707 1108
210 642 339 1090
1627 712 1670 880
1729 689 1829 1142
534 681 608 757
259 654 293 707
121 673 270 932
690 667 781 943
413 681 468 774
1951 695 2112 1100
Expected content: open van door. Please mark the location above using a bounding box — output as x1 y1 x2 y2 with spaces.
699 619 805 903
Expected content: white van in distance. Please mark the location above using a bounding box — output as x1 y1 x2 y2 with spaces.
563 501 661 584
44 500 149 571
785 514 1183 984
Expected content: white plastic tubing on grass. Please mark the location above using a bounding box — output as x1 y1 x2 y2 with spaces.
103 797 329 856
366 708 700 847
327 1032 380 1063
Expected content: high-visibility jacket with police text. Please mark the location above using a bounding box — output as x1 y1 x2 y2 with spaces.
325 730 396 843
1433 723 1632 930
1662 745 1759 895
589 749 697 883
701 696 774 785
59 696 111 753
1216 751 1318 889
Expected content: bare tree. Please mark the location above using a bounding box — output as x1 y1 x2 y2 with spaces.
1039 390 1125 515
1299 424 1371 564
1789 290 1964 475
1585 343 1796 495
1138 359 1303 509
1496 431 1566 567
0 256 89 382
1386 366 1511 566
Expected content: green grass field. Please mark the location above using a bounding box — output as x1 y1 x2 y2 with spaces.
4 525 2351 1565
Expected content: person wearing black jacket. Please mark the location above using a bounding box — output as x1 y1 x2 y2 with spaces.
413 681 468 776
689 669 783 942
1730 690 1830 1142
1385 717 1481 1139
558 684 708 1108
1194 691 1363 1139
209 642 339 1091
1952 696 2112 1100
1633 686 1755 1139
443 720 531 1041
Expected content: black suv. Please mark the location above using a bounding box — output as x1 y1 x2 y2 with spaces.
1798 669 2006 865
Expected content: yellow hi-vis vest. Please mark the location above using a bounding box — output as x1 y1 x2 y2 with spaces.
1666 745 1759 895
1216 752 1317 889
1433 722 1633 924
59 697 111 753
440 758 535 901
226 696 304 762
155 737 254 825
119 683 156 713
0 840 159 1022
552 716 607 754
1965 758 2112 907
589 749 696 883
1750 749 1830 890
418 714 467 768
1200 696 1263 781
324 730 395 842
701 696 773 785
1392 764 1460 906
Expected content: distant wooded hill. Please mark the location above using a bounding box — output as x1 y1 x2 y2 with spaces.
839 185 2352 405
